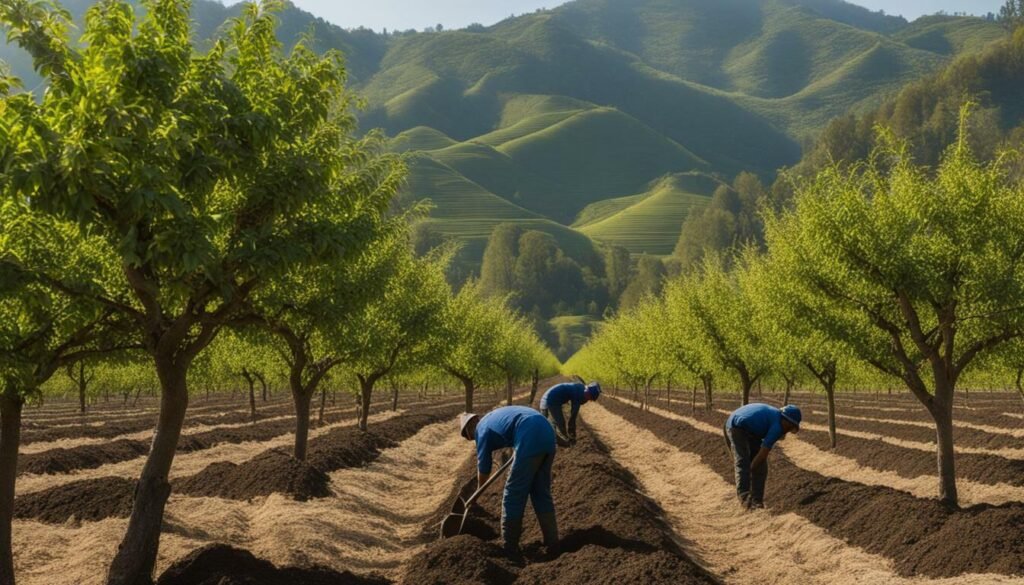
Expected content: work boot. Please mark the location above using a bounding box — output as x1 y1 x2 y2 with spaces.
737 492 751 508
537 512 560 558
501 516 524 563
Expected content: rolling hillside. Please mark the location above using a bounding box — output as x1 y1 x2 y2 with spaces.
1 0 1007 268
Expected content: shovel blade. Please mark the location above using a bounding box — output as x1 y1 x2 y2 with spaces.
440 512 467 539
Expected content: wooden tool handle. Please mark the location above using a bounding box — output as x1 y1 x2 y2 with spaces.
464 455 515 509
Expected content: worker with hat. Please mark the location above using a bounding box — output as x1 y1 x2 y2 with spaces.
723 403 802 509
539 380 600 447
460 406 558 559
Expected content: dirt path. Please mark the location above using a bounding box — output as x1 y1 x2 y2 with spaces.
586 403 1024 585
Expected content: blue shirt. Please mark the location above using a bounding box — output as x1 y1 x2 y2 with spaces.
475 406 556 474
539 382 587 415
726 403 785 450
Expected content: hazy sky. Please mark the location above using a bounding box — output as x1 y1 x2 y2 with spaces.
285 0 1007 32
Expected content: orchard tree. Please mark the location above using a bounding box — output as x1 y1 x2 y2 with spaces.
0 201 133 585
0 1 401 582
343 248 451 431
207 331 281 425
753 253 847 447
437 281 503 412
686 255 771 405
246 227 407 459
662 278 717 410
765 121 1024 506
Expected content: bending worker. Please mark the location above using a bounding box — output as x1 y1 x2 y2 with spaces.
460 406 558 559
723 403 801 509
539 380 600 446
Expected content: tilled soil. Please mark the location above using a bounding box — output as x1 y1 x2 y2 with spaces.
15 404 466 523
156 544 390 585
603 398 1024 578
798 427 1024 487
174 449 333 501
177 405 465 501
800 410 1024 451
19 399 446 477
14 477 136 524
399 424 718 585
20 398 354 445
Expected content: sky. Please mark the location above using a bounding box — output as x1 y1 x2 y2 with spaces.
285 0 1008 32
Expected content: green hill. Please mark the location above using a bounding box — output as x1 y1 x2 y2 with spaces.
576 174 721 255
2 0 1009 284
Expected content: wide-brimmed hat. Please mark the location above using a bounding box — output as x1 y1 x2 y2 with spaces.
459 413 480 439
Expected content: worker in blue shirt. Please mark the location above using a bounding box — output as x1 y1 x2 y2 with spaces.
460 406 558 559
539 381 601 446
723 403 802 509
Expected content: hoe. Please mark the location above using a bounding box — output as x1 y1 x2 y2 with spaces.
440 455 515 539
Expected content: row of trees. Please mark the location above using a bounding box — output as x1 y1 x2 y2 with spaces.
569 114 1024 508
0 2 556 584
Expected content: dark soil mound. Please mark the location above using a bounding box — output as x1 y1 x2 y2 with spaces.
176 407 463 502
14 476 136 524
175 449 331 501
399 536 515 585
604 397 1024 578
401 424 717 585
306 408 463 473
157 544 390 585
19 439 151 475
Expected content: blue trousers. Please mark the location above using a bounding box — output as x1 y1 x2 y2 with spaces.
724 424 768 503
503 451 555 521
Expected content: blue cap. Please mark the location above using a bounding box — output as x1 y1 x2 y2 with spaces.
780 405 801 429
585 382 601 400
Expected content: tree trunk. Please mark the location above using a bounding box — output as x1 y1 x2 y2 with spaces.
1015 368 1024 411
529 368 539 406
461 377 475 413
247 378 257 426
319 385 327 425
359 377 375 431
0 393 23 585
293 387 313 461
256 373 268 402
666 379 671 408
505 375 513 406
825 382 837 450
391 381 399 412
78 364 87 415
932 392 958 507
702 374 713 411
783 378 793 406
738 367 757 406
690 383 696 413
106 359 190 585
